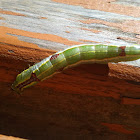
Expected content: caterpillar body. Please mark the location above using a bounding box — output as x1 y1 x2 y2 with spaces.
12 44 140 93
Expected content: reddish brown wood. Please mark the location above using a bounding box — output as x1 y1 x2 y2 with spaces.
0 43 139 139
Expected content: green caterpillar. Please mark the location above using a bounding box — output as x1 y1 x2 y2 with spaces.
12 44 140 94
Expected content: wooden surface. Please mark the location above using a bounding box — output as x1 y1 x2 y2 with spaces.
0 0 140 139
0 134 26 140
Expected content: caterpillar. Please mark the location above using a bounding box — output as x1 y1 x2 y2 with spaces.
12 44 140 94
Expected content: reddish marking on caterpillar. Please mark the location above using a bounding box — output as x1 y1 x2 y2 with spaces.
50 54 59 60
31 73 40 81
16 73 40 90
119 46 126 56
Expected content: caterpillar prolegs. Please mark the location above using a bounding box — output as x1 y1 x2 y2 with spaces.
12 44 140 93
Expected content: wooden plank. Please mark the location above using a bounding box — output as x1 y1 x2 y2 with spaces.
0 43 140 139
1 0 140 66
0 134 27 140
0 0 140 139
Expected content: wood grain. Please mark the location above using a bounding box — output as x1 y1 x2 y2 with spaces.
0 0 140 139
0 43 140 139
